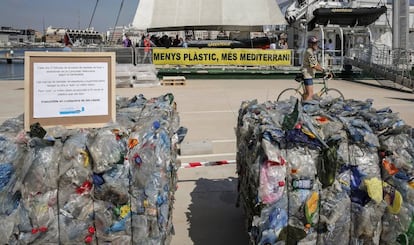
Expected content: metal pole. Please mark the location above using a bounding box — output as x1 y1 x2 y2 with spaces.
111 0 125 43
339 27 344 68
320 25 325 68
367 27 372 64
392 0 400 50
89 0 100 29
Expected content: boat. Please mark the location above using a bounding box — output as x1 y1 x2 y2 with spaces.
124 0 414 90
307 6 387 31
187 37 271 49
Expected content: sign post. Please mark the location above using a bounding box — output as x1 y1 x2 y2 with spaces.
24 52 116 131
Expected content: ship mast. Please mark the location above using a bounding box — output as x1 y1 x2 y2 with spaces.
111 0 125 42
89 0 100 29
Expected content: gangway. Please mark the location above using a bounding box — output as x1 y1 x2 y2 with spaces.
346 45 413 92
283 0 410 90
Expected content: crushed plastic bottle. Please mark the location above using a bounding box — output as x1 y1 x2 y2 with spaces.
0 93 184 244
236 97 413 245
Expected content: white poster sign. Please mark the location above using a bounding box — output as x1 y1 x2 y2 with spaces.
33 62 108 118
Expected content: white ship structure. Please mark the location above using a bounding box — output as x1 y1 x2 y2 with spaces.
130 0 413 90
283 0 413 89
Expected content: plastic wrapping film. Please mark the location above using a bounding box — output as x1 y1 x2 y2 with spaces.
0 93 185 244
236 97 414 245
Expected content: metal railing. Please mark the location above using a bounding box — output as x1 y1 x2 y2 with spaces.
72 46 153 65
348 44 413 77
346 44 413 90
71 45 412 83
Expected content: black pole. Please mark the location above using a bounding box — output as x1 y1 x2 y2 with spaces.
111 0 125 43
89 0 100 29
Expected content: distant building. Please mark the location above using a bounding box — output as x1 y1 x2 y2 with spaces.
45 27 66 44
66 28 103 45
34 31 43 42
45 26 103 45
107 26 125 44
0 26 36 46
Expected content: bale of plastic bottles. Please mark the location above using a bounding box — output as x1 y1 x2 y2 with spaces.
0 93 184 244
236 97 414 245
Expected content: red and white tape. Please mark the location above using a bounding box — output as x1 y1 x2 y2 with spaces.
180 160 236 168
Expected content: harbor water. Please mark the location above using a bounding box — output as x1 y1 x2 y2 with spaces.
0 62 24 80
0 48 63 80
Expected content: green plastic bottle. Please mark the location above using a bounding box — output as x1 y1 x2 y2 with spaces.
397 216 414 245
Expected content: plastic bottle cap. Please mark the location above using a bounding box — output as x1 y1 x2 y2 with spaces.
153 120 160 130
295 123 302 129
128 138 139 149
316 116 329 123
31 228 39 234
85 235 93 243
92 174 104 186
76 181 93 194
134 154 142 165
279 181 285 187
88 226 95 234
143 199 149 207
120 205 131 218
39 226 48 232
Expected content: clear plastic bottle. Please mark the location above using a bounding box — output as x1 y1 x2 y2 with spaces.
397 217 414 245
131 214 149 241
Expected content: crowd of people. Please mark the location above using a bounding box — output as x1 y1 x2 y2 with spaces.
123 34 189 49
122 32 293 50
269 33 289 50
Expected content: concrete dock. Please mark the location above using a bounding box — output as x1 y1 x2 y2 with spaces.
0 78 413 244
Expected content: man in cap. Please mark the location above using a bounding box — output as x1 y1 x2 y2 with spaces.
301 36 325 101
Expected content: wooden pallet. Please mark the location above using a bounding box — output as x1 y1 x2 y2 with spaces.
161 76 186 86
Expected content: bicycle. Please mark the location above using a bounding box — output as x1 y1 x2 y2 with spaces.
277 71 344 102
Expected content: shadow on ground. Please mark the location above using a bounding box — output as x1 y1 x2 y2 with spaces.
344 78 413 93
386 97 414 102
185 177 250 245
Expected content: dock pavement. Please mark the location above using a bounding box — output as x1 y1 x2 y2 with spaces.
0 78 413 244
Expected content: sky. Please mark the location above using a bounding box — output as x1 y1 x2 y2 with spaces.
0 0 139 33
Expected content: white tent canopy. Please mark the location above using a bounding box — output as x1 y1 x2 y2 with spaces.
132 0 287 32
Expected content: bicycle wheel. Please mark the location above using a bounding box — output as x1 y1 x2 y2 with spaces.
321 88 344 100
277 88 303 102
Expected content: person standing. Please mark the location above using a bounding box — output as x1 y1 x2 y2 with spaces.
182 37 189 48
326 38 335 67
278 33 288 49
123 34 132 47
326 39 334 54
301 36 325 101
137 34 145 63
173 35 181 47
143 34 156 63
269 37 277 50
